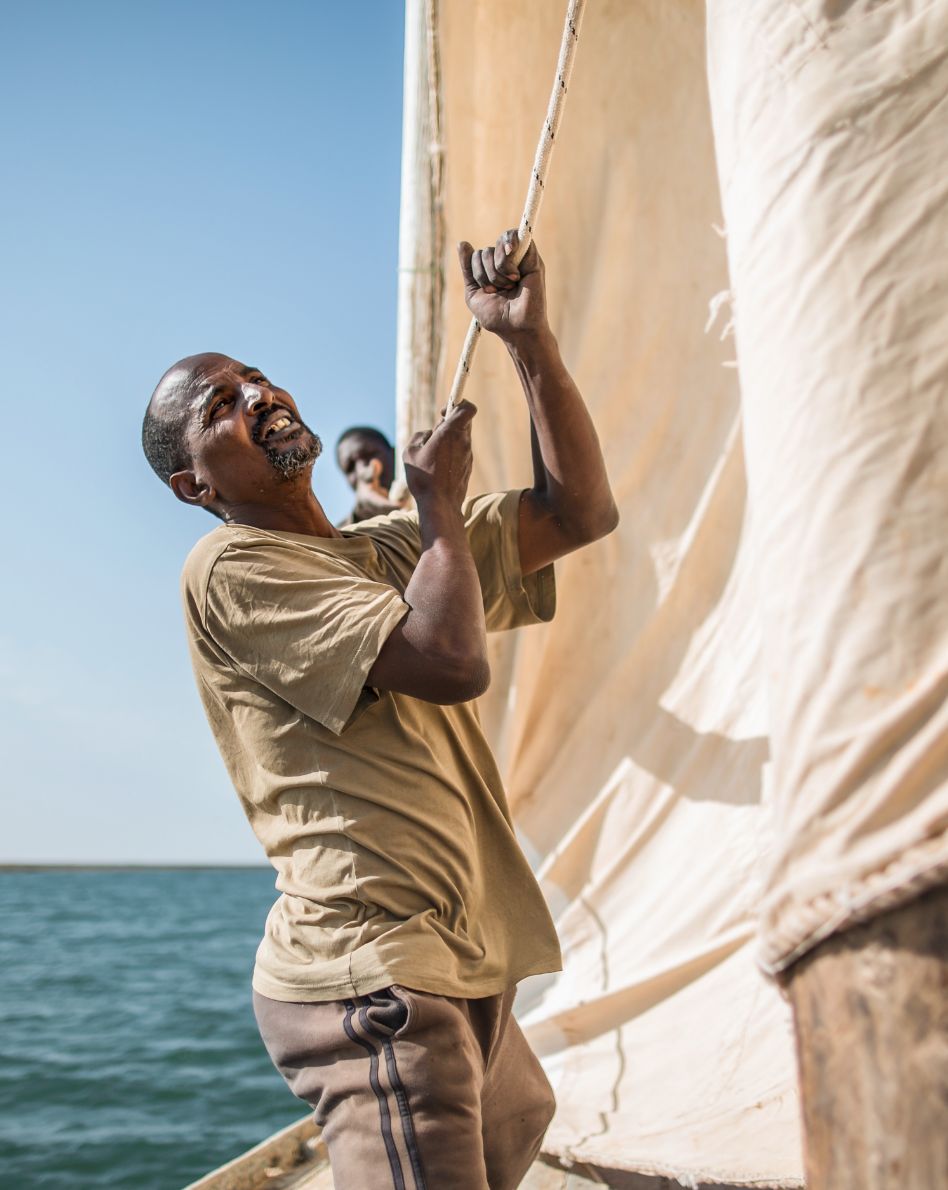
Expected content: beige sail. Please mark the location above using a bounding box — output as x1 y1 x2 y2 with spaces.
396 1 804 1185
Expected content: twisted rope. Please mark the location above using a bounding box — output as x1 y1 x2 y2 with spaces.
445 0 587 413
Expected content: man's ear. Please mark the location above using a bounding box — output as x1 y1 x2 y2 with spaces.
170 469 217 511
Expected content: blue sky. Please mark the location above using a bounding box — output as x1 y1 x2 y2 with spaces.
0 1 405 863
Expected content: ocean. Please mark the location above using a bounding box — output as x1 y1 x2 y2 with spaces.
0 869 306 1189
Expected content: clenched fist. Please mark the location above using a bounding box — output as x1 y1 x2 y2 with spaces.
403 400 477 510
457 230 549 343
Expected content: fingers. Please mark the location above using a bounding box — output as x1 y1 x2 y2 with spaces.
471 244 516 294
459 231 524 295
503 229 540 274
481 247 507 290
493 236 516 282
517 238 541 274
401 402 475 506
469 247 492 293
405 402 476 459
496 229 524 279
457 241 476 292
444 398 477 426
435 400 477 433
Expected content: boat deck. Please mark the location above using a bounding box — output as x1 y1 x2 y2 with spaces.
184 1114 749 1189
183 1115 600 1188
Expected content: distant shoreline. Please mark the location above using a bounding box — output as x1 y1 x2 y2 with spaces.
0 863 270 872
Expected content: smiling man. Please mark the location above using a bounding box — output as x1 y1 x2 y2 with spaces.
143 232 617 1190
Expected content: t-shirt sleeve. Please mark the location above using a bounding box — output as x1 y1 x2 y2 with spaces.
201 541 409 735
462 490 556 632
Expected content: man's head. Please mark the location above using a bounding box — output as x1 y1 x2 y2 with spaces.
335 426 395 494
142 353 322 519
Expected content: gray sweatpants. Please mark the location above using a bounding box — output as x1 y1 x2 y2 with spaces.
253 984 556 1190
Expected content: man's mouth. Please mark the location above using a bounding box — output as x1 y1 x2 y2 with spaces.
256 408 300 444
249 403 322 478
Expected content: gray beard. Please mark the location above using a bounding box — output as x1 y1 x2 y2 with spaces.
264 428 323 479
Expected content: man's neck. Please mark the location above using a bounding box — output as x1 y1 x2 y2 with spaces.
221 486 341 538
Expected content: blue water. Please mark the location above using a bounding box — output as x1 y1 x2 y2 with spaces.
0 870 305 1189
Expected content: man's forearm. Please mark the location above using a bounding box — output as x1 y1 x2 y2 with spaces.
365 398 487 705
397 499 489 696
508 329 618 542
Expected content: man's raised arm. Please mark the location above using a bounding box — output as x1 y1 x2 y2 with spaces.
457 230 619 576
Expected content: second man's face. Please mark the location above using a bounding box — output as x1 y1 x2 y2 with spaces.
337 432 395 493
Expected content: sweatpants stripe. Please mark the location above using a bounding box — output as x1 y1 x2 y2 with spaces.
342 1000 406 1190
381 1035 429 1190
358 1004 429 1190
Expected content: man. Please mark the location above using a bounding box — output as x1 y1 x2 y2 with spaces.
334 425 403 525
142 230 618 1190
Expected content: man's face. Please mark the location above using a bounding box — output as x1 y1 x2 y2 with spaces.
165 354 322 513
336 431 395 493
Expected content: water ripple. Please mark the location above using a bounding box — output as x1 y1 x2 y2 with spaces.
0 871 304 1189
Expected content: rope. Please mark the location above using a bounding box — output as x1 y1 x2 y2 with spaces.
445 0 588 413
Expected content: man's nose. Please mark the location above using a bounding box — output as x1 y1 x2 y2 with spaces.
242 384 273 415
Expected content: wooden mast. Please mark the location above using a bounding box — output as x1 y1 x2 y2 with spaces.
393 0 446 481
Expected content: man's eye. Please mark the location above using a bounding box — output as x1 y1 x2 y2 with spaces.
211 397 233 419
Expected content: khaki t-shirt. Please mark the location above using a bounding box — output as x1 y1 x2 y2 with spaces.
181 490 563 1002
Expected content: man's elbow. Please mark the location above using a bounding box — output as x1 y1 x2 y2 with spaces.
596 500 621 539
570 499 620 546
434 652 491 704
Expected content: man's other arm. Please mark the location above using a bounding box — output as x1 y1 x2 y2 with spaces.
457 231 619 576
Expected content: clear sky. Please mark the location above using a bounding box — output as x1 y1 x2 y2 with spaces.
0 1 406 863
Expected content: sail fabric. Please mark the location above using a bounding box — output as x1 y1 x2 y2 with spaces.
410 3 806 1183
706 0 948 975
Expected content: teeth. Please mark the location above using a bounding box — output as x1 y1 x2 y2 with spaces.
266 416 291 438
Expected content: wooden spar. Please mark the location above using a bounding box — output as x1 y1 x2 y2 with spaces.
393 0 446 483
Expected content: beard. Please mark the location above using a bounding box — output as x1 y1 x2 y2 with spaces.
266 429 323 479
253 415 323 480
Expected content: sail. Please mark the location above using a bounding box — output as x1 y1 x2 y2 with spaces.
396 1 804 1185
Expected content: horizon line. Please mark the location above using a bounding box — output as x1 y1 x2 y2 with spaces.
0 862 271 872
